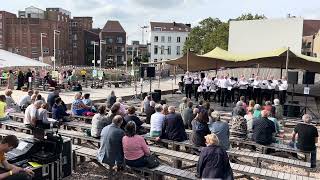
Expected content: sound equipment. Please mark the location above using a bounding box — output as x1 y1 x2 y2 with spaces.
61 137 72 178
201 73 205 79
181 76 184 82
7 139 37 163
287 71 298 84
154 89 161 102
147 67 155 77
140 67 145 78
283 101 300 117
303 71 315 84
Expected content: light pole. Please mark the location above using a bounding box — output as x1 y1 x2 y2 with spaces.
99 40 106 69
53 30 60 71
40 33 47 64
140 26 148 44
91 41 99 69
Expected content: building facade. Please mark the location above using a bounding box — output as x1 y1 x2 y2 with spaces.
148 22 191 63
100 20 126 67
127 41 149 63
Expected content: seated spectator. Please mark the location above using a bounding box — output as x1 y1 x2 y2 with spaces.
24 100 42 128
179 97 188 113
82 93 96 112
193 108 199 119
106 91 117 108
161 104 169 115
291 114 318 168
52 97 70 122
245 107 255 132
209 111 230 150
124 106 144 133
252 110 276 145
47 88 60 112
268 106 281 135
91 105 110 138
247 100 255 113
4 89 20 113
239 96 247 110
34 90 46 103
253 104 262 119
0 95 8 120
150 104 165 137
191 109 210 147
122 121 150 167
37 103 52 129
196 134 233 179
232 101 246 117
116 98 126 117
203 102 211 112
71 92 90 116
142 95 151 113
196 100 204 110
145 101 156 124
182 101 193 129
159 106 187 142
230 107 247 139
263 101 272 112
19 90 33 111
273 99 283 121
97 115 125 168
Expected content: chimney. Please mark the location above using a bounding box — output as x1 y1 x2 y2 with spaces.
173 21 176 26
185 23 191 28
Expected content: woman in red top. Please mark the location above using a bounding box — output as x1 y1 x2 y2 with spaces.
122 121 150 167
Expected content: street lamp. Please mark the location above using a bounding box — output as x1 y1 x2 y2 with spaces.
91 41 99 69
53 30 60 71
40 33 47 64
99 40 106 69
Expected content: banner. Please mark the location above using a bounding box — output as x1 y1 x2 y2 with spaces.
98 70 104 78
51 71 59 79
92 69 97 77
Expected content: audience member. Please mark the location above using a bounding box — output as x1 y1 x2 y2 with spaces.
291 114 318 168
106 91 117 108
191 109 210 147
145 101 156 124
159 106 187 142
239 96 247 110
4 89 19 112
247 100 255 113
193 108 199 119
37 103 51 129
179 97 188 113
232 101 246 117
116 98 126 117
52 97 70 122
253 104 262 119
142 95 151 113
91 105 110 138
47 88 60 112
161 104 169 115
245 107 255 132
196 134 233 179
24 100 42 128
97 115 125 169
122 121 150 168
150 104 165 137
124 106 144 134
182 101 193 129
252 110 275 145
82 93 95 111
209 111 230 150
71 92 90 116
273 99 283 121
34 90 46 103
19 90 33 110
268 106 281 135
263 101 272 112
0 95 8 120
230 107 247 139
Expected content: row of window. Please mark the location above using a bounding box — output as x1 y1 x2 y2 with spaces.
154 36 187 43
154 45 180 55
105 36 124 44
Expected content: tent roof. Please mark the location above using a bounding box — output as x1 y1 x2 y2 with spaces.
0 49 50 68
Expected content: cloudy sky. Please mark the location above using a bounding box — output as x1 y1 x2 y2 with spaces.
2 0 320 44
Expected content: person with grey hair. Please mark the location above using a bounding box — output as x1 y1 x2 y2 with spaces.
232 101 246 117
273 99 283 120
158 106 187 142
150 104 165 137
182 101 193 129
252 110 275 145
209 111 230 150
253 104 261 119
179 97 188 113
71 92 90 116
97 115 125 169
106 90 117 108
145 101 156 124
24 100 42 128
142 95 151 113
291 114 318 168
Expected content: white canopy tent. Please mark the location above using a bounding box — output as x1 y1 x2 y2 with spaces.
0 49 50 68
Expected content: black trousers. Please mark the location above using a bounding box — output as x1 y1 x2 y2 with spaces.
194 84 200 100
253 88 261 104
239 89 247 101
216 88 221 102
261 89 269 102
279 90 287 105
248 87 253 100
185 84 192 99
269 89 275 102
220 88 228 106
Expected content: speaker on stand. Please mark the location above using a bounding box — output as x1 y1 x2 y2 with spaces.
302 71 318 119
147 67 155 93
287 71 298 102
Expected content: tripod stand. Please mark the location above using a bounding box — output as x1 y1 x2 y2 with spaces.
300 84 319 121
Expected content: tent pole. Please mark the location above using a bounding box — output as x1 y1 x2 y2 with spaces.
174 65 176 85
257 64 260 76
285 47 290 76
215 61 218 76
187 50 189 72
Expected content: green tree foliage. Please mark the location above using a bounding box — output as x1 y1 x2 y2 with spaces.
183 13 266 54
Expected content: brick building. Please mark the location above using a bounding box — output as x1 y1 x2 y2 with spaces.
100 20 126 67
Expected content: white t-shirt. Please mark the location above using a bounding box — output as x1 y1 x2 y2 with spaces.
24 104 38 125
19 95 31 107
279 80 288 91
150 112 165 132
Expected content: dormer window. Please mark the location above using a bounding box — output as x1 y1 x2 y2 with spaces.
154 27 162 31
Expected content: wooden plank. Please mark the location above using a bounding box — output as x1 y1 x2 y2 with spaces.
270 170 279 179
253 167 261 176
277 172 285 179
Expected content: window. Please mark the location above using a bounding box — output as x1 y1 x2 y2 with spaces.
160 45 164 54
177 37 181 43
73 43 77 48
117 56 123 63
176 46 180 55
72 22 78 27
15 48 20 53
73 34 77 40
116 36 123 43
167 46 171 55
168 36 171 43
154 27 162 31
306 42 312 48
106 46 113 53
154 59 157 62
106 37 113 44
0 14 2 19
307 52 311 56
31 47 38 54
0 22 2 29
154 45 158 54
154 36 158 42
43 48 49 54
161 36 165 42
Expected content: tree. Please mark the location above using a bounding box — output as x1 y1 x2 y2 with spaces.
183 13 267 54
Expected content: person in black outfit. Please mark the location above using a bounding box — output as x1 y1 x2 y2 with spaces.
252 110 275 145
291 114 318 168
197 134 234 180
159 106 187 142
17 70 25 90
25 69 33 90
183 72 193 99
47 88 60 112
124 106 145 135
191 109 210 148
145 101 156 124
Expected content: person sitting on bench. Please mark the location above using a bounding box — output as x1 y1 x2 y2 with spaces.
52 97 70 122
91 105 110 138
291 114 318 168
71 92 91 116
18 90 33 112
252 110 276 145
124 106 144 135
209 111 230 151
150 104 165 137
106 91 117 108
23 100 42 129
191 109 210 148
0 135 34 180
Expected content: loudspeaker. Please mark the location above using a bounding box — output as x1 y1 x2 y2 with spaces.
287 71 298 84
303 71 315 84
150 92 160 102
284 101 300 117
181 76 184 82
201 73 205 79
61 137 72 178
140 67 145 78
147 67 155 77
154 89 161 102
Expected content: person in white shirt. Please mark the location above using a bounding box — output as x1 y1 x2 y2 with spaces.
202 75 212 101
278 76 288 104
219 75 231 107
248 74 255 101
260 78 269 103
228 77 237 104
213 76 221 102
24 100 42 129
18 90 34 111
209 77 218 102
193 73 201 101
183 71 193 99
267 76 277 101
238 75 248 101
252 76 262 105
150 104 165 137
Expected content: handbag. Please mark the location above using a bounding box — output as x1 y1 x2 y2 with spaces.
145 154 160 169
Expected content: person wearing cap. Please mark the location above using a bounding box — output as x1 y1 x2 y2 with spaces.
209 111 230 150
196 134 233 179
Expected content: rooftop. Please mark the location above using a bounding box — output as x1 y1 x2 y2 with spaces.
101 20 125 33
150 21 191 32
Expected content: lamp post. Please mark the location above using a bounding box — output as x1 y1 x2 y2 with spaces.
53 30 60 71
99 40 106 69
40 33 47 64
140 26 148 44
91 41 99 69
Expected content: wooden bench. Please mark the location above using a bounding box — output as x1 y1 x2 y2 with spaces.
58 129 100 148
